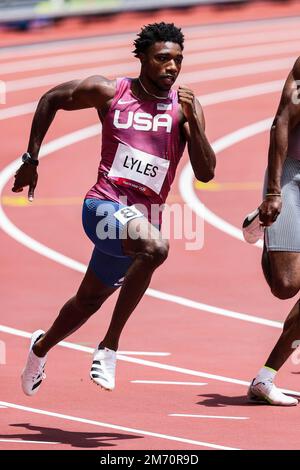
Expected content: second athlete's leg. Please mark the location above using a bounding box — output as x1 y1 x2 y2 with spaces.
248 250 300 405
261 250 300 370
265 299 300 371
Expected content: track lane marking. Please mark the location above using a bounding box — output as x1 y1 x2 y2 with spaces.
2 36 300 75
4 56 295 94
131 381 207 385
0 439 58 445
179 118 272 247
1 324 300 397
0 400 239 450
1 15 300 59
169 414 249 420
0 80 285 122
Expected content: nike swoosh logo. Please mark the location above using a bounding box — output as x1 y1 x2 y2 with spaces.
117 99 137 105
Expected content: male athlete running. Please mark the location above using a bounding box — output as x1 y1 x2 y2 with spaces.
244 57 300 406
12 23 216 395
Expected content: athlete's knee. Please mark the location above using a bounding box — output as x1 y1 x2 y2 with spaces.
271 279 300 300
141 239 169 268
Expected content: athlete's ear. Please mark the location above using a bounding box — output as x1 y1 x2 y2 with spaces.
138 52 146 64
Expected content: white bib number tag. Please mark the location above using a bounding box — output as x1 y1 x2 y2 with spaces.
113 205 144 225
108 143 169 195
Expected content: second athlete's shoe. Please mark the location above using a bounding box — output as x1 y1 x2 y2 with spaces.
247 378 298 406
21 329 47 396
90 346 117 391
242 208 264 244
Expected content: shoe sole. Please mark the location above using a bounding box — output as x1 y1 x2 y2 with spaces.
247 390 298 406
90 377 113 392
247 394 266 404
21 330 46 396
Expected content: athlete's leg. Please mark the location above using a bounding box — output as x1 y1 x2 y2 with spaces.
33 267 116 357
264 251 300 300
265 300 300 371
100 217 168 351
248 159 300 404
248 250 300 405
261 250 300 370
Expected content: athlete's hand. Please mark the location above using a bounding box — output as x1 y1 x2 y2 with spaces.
178 85 196 121
12 164 38 202
259 196 282 227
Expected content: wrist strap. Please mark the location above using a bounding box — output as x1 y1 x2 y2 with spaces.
265 193 281 197
22 152 39 167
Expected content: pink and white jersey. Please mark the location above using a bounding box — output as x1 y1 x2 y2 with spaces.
85 77 186 224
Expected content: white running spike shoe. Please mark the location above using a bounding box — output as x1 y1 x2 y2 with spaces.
242 208 264 244
90 347 117 391
247 378 298 406
21 330 47 396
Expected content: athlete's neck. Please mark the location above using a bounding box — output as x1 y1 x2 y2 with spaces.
138 77 169 100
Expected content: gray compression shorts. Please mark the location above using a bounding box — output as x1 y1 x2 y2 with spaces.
263 157 300 252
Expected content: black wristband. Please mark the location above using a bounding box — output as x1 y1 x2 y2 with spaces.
21 152 39 167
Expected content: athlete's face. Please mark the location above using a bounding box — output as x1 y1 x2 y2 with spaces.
141 41 183 91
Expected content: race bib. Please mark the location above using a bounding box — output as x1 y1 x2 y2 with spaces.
113 205 144 225
108 143 170 195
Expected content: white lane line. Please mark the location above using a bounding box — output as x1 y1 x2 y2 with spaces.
1 17 300 60
0 401 238 450
0 33 138 59
4 55 295 94
0 324 168 356
0 125 284 329
169 414 249 420
1 324 300 398
131 381 207 386
115 352 171 356
179 118 272 247
5 62 137 93
200 80 284 106
0 439 58 445
0 101 38 121
0 80 282 122
186 27 300 49
0 47 134 75
179 57 294 85
0 79 284 122
184 40 300 68
146 287 279 327
0 25 245 61
2 35 300 76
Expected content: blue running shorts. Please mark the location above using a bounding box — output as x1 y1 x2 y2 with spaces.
82 198 144 287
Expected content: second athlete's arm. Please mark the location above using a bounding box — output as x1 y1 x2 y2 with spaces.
260 58 300 226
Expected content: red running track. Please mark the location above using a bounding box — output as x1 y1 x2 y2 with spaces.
1 2 300 450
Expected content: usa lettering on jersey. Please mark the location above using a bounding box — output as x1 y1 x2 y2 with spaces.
113 110 172 133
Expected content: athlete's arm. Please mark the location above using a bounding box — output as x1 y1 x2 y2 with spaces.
12 76 115 200
179 85 216 182
260 58 300 226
